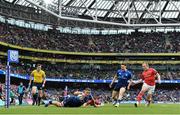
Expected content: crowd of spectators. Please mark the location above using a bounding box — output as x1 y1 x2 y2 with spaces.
0 23 179 53
0 23 180 80
0 62 180 80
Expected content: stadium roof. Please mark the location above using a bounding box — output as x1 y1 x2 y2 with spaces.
2 0 180 28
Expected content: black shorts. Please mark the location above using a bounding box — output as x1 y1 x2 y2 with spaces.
63 97 83 107
113 84 127 92
33 82 43 90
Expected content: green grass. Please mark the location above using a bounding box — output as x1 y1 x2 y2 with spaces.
0 104 180 114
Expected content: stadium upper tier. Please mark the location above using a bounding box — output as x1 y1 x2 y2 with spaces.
0 23 179 53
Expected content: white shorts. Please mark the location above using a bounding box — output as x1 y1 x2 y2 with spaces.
142 83 155 94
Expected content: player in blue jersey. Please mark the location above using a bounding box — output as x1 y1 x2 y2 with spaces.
45 88 100 107
109 64 133 107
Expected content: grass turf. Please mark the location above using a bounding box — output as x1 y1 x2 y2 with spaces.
0 104 179 114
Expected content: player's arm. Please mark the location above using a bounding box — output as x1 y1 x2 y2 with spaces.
133 79 143 85
109 75 117 88
42 72 46 88
127 72 133 90
127 79 133 90
153 69 161 84
83 100 100 108
74 91 83 96
156 73 161 84
85 102 100 107
133 73 144 85
83 101 90 107
23 86 26 93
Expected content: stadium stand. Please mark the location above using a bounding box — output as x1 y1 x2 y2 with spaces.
0 0 180 114
0 62 179 80
0 23 180 53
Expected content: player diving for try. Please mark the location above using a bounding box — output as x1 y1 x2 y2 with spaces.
28 64 46 106
44 88 101 108
109 64 133 107
74 89 101 107
134 63 161 107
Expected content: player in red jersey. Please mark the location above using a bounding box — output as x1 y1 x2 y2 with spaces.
134 63 161 107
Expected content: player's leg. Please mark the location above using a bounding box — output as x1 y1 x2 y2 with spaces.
38 89 43 106
111 90 118 105
135 83 149 107
31 86 38 105
45 100 63 107
146 85 155 107
146 94 152 106
115 87 126 107
18 94 23 105
112 84 120 105
0 93 2 100
10 98 13 105
34 83 44 106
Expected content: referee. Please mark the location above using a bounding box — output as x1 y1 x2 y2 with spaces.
28 64 46 106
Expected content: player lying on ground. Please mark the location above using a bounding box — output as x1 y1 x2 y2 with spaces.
74 89 101 107
134 63 161 107
44 88 101 107
109 64 133 107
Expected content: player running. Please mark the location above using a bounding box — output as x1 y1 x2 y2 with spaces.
109 64 133 107
28 64 46 106
134 63 161 107
44 88 100 107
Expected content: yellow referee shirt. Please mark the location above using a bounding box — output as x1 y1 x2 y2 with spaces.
31 70 46 83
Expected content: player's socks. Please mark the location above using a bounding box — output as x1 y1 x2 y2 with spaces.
134 101 140 107
112 99 117 105
137 92 144 102
118 96 122 102
38 97 41 106
49 100 52 104
32 94 37 105
117 99 122 104
32 99 35 105
145 100 151 107
44 102 49 107
134 103 138 107
44 100 52 107
44 103 48 107
115 98 122 107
